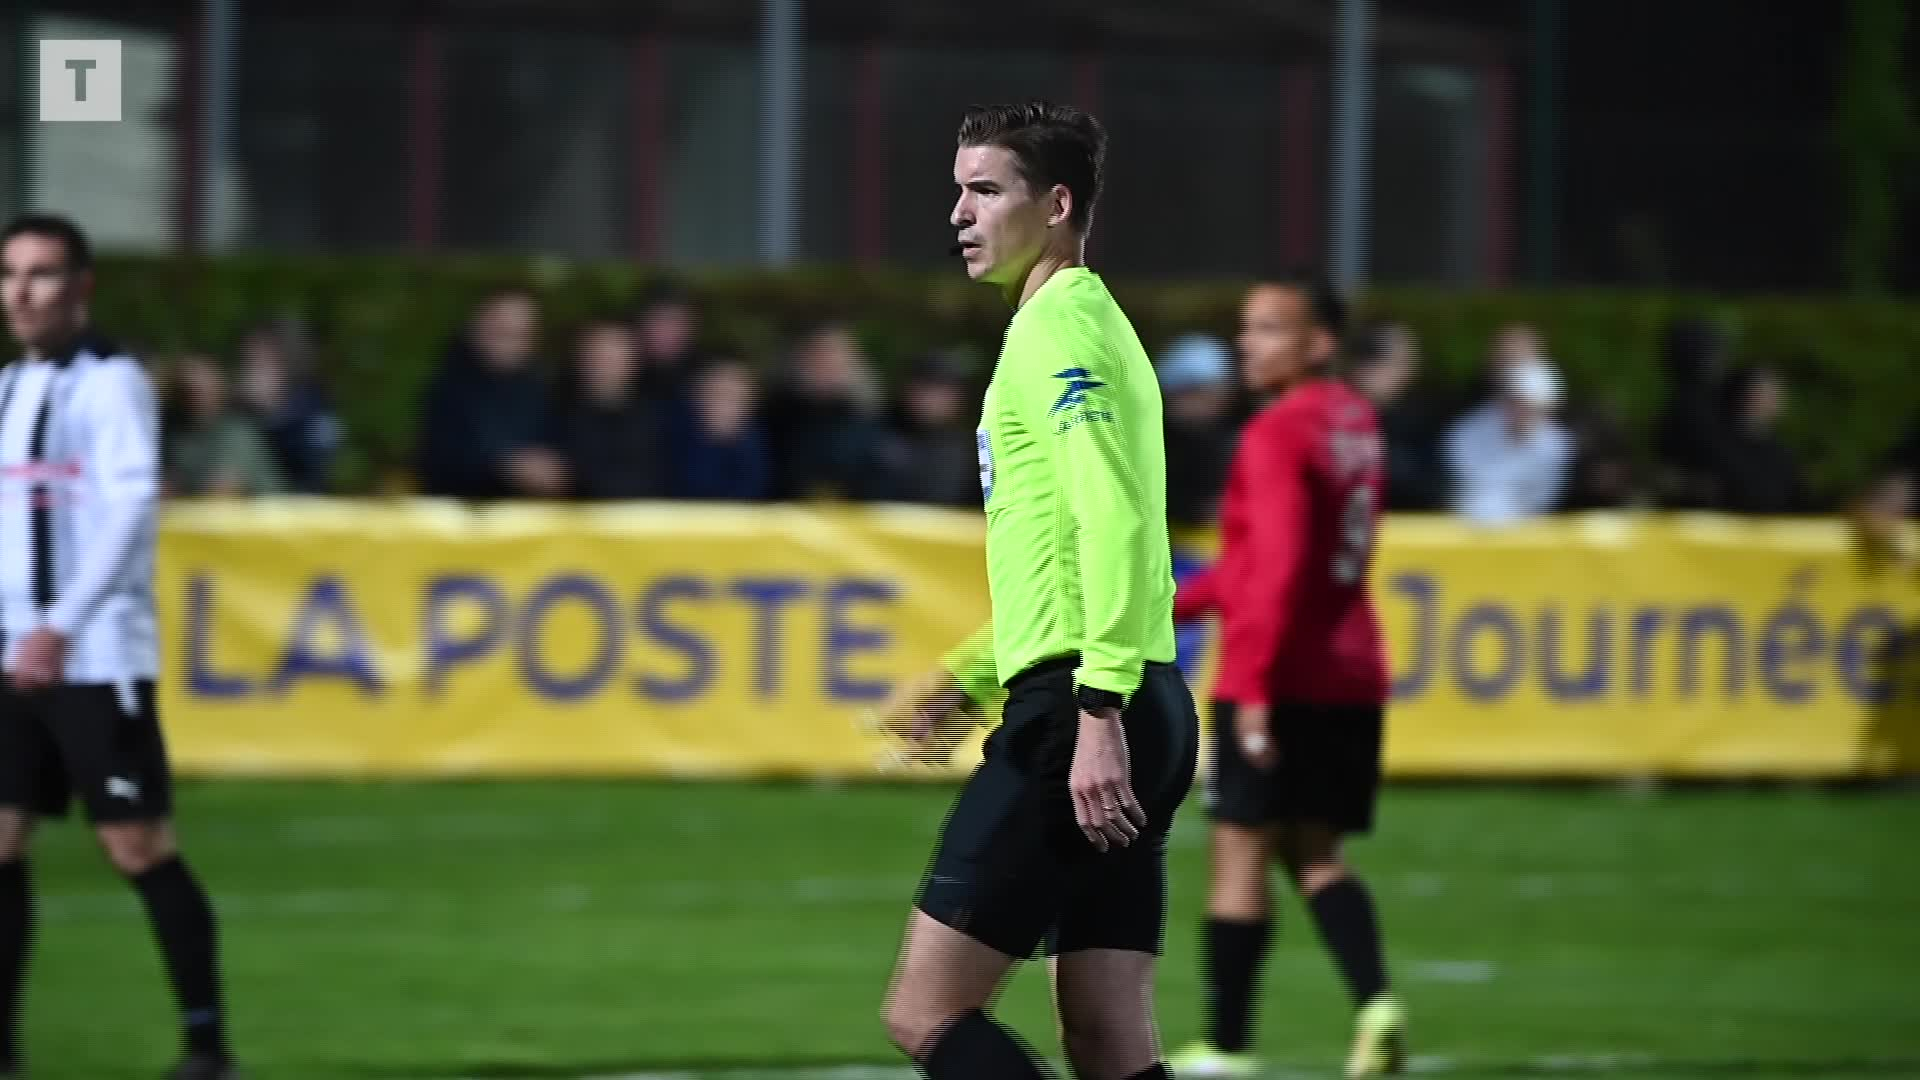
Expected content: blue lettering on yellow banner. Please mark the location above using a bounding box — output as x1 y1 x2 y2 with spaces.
158 509 1920 779
1376 566 1915 708
192 568 903 707
186 572 252 699
635 575 715 703
268 575 385 697
423 574 507 697
518 574 624 702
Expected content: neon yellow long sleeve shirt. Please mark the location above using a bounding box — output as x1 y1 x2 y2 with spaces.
942 267 1177 706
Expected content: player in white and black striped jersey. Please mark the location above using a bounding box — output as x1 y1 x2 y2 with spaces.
0 215 239 1080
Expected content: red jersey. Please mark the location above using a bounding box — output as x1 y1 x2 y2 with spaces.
1174 378 1389 707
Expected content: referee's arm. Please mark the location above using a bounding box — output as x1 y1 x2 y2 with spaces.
44 361 160 639
1031 333 1153 706
939 622 999 705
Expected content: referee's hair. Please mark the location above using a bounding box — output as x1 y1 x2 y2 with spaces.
1257 269 1348 340
3 213 93 272
957 101 1106 231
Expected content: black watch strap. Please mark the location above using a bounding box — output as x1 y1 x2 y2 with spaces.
1076 685 1124 714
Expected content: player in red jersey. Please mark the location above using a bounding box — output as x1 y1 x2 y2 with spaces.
1168 276 1404 1079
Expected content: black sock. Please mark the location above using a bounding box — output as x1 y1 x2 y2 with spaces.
922 1009 1053 1079
0 861 28 1071
1203 916 1272 1053
1307 876 1389 1006
1124 1067 1174 1080
131 858 229 1060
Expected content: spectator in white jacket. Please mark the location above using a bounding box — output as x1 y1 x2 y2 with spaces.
1442 356 1573 524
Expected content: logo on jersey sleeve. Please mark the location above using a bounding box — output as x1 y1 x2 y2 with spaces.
1049 368 1106 414
977 427 994 503
1049 368 1115 434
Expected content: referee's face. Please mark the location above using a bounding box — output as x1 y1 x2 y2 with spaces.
2 233 88 353
951 145 1056 287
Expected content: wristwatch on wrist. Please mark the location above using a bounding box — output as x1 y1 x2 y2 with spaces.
1076 684 1124 715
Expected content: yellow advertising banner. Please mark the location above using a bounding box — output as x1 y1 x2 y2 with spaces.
156 502 1920 780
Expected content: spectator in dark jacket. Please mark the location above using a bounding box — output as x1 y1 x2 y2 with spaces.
1156 334 1237 528
763 319 896 501
1654 316 1732 508
553 318 669 501
1709 363 1811 515
235 315 343 494
887 350 981 509
676 357 772 502
416 288 567 500
1347 320 1443 511
633 277 704 405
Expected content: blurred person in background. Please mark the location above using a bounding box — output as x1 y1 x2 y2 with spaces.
1441 356 1573 525
1653 316 1731 508
0 213 240 1080
1168 276 1404 1080
1157 334 1237 529
164 353 287 499
631 277 704 404
1487 323 1543 383
1853 463 1915 572
1345 321 1441 512
631 277 703 452
234 316 342 494
764 319 896 501
551 317 668 501
886 349 981 508
1707 363 1811 515
674 356 771 502
1865 418 1920 549
415 287 568 500
1559 396 1646 512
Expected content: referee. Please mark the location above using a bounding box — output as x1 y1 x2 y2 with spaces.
0 215 238 1080
880 102 1198 1080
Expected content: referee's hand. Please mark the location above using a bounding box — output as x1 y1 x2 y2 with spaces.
873 668 974 767
1071 708 1148 852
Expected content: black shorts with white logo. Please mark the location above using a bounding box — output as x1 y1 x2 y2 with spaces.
1206 698 1384 834
0 680 174 824
915 655 1200 960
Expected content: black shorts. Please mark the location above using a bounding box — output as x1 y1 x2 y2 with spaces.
915 656 1200 960
0 680 174 824
1206 699 1384 834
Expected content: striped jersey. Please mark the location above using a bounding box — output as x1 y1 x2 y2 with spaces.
0 334 161 684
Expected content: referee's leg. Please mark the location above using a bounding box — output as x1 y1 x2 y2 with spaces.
1047 662 1198 1080
884 752 1060 1079
882 911 1036 1072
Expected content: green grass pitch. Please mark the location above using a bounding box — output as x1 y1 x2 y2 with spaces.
18 780 1920 1079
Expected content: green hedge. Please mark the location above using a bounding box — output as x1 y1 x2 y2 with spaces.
66 254 1920 498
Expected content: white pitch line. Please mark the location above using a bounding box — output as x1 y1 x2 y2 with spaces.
1408 959 1498 984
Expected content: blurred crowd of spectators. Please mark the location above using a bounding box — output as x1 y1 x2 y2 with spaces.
153 285 1916 531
